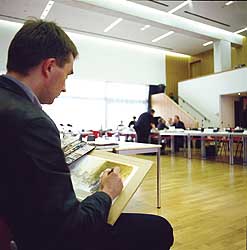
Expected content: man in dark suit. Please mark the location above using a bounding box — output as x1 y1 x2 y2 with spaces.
0 20 173 250
134 109 156 143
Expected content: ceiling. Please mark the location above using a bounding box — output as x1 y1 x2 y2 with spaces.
0 0 247 55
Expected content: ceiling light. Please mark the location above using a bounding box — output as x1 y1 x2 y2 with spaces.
165 51 190 58
225 1 234 6
168 0 192 14
40 0 54 20
238 93 241 95
80 0 243 45
234 27 247 34
152 31 174 43
140 25 150 31
104 18 123 33
203 41 213 46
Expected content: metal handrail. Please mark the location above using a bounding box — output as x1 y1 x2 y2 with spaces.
178 96 210 122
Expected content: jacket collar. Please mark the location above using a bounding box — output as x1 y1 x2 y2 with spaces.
0 75 41 107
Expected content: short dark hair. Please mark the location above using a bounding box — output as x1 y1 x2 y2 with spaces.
149 109 155 114
7 19 78 75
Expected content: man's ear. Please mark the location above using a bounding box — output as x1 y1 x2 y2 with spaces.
41 58 56 78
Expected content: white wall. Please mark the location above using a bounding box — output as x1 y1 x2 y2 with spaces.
178 97 211 128
0 19 165 85
220 95 238 128
68 31 165 85
0 20 22 72
178 67 247 127
213 40 231 73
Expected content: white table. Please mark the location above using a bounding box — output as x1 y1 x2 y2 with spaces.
156 131 187 155
157 130 247 166
112 142 162 208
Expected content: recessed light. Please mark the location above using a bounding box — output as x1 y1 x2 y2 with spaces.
152 31 174 43
140 25 150 31
234 27 247 34
238 93 241 95
168 0 192 14
203 41 213 46
225 1 234 6
104 18 123 33
40 1 54 20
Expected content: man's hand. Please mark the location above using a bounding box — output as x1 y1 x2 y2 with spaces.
99 167 123 200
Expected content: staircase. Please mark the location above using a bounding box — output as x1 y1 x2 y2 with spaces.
151 93 199 128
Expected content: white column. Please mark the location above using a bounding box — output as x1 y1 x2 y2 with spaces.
213 40 231 73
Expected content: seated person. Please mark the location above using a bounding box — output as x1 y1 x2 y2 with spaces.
154 118 168 153
117 120 125 131
167 117 173 127
0 19 174 250
173 115 186 152
157 118 169 130
173 115 185 130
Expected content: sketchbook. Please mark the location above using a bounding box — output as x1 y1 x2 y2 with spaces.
69 150 152 225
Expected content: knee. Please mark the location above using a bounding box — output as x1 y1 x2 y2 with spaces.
153 216 174 249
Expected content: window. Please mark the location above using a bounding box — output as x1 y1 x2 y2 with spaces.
43 80 148 131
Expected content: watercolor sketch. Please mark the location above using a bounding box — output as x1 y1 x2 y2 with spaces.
70 154 137 201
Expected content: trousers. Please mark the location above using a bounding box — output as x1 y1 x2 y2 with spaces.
135 129 150 143
88 213 174 250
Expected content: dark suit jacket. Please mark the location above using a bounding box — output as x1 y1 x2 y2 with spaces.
134 112 154 143
173 121 185 130
134 112 154 134
0 75 111 250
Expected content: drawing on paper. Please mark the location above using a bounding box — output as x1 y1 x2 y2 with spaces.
70 155 136 200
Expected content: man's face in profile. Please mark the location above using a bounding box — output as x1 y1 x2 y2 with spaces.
41 54 74 104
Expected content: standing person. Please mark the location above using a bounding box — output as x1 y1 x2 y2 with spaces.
134 109 156 143
168 92 178 103
0 20 173 250
128 116 136 128
173 115 186 152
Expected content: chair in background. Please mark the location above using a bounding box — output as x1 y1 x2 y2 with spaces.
217 136 229 157
234 137 243 158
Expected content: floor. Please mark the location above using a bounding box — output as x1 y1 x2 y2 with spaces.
124 154 247 250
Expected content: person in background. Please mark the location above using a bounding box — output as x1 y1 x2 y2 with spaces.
134 109 155 143
128 116 136 128
240 104 247 129
173 115 185 130
173 115 186 152
0 19 173 250
168 92 178 103
156 118 169 154
157 117 169 130
117 120 125 131
167 117 173 127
